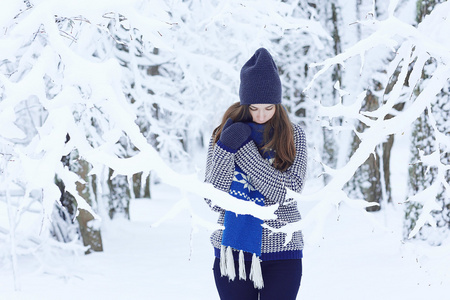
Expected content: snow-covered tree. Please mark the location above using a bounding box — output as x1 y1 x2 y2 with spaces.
340 0 390 211
404 0 450 244
299 0 450 244
0 0 174 289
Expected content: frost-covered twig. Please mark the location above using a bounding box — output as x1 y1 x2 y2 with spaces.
4 171 21 291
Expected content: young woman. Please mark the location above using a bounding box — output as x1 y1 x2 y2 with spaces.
204 48 307 300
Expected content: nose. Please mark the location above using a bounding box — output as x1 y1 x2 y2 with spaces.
257 110 266 122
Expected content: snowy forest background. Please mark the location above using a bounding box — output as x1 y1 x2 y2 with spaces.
1 0 449 299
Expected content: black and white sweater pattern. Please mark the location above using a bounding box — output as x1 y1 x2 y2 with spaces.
205 123 307 261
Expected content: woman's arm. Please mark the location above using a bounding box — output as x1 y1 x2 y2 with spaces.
204 135 236 211
234 124 307 204
204 120 252 210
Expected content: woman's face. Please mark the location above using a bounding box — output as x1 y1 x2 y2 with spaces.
249 104 276 124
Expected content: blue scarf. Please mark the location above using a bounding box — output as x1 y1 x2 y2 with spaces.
220 123 274 288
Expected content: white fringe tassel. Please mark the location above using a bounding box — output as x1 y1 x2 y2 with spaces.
249 253 264 289
226 246 236 280
220 245 227 277
238 250 246 280
221 246 263 286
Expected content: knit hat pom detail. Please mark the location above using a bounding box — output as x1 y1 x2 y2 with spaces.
239 48 282 105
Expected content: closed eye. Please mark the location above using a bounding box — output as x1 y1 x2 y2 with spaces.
249 105 274 111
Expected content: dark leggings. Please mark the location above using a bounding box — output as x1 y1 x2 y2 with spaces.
213 258 302 300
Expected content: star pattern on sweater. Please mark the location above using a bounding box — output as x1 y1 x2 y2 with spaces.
233 169 256 192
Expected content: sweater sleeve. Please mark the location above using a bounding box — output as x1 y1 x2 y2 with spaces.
204 135 236 212
234 124 307 204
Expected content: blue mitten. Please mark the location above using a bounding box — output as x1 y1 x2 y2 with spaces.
219 118 251 151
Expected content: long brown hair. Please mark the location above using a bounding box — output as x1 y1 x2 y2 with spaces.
213 102 295 171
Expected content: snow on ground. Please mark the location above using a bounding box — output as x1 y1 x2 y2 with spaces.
0 184 217 299
299 200 450 299
1 180 449 300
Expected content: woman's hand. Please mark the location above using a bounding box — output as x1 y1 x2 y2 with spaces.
219 118 251 151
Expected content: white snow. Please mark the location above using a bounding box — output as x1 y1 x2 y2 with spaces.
1 182 449 300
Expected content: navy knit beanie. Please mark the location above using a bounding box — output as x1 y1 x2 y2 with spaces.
239 48 282 105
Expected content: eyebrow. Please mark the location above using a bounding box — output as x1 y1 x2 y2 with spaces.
250 105 274 109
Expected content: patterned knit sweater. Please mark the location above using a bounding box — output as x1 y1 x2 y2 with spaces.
205 122 307 261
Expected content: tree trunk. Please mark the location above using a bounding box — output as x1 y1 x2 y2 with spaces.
321 1 343 185
77 209 103 253
144 172 151 199
76 156 103 253
107 168 131 219
347 90 382 212
132 172 142 199
382 134 394 203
